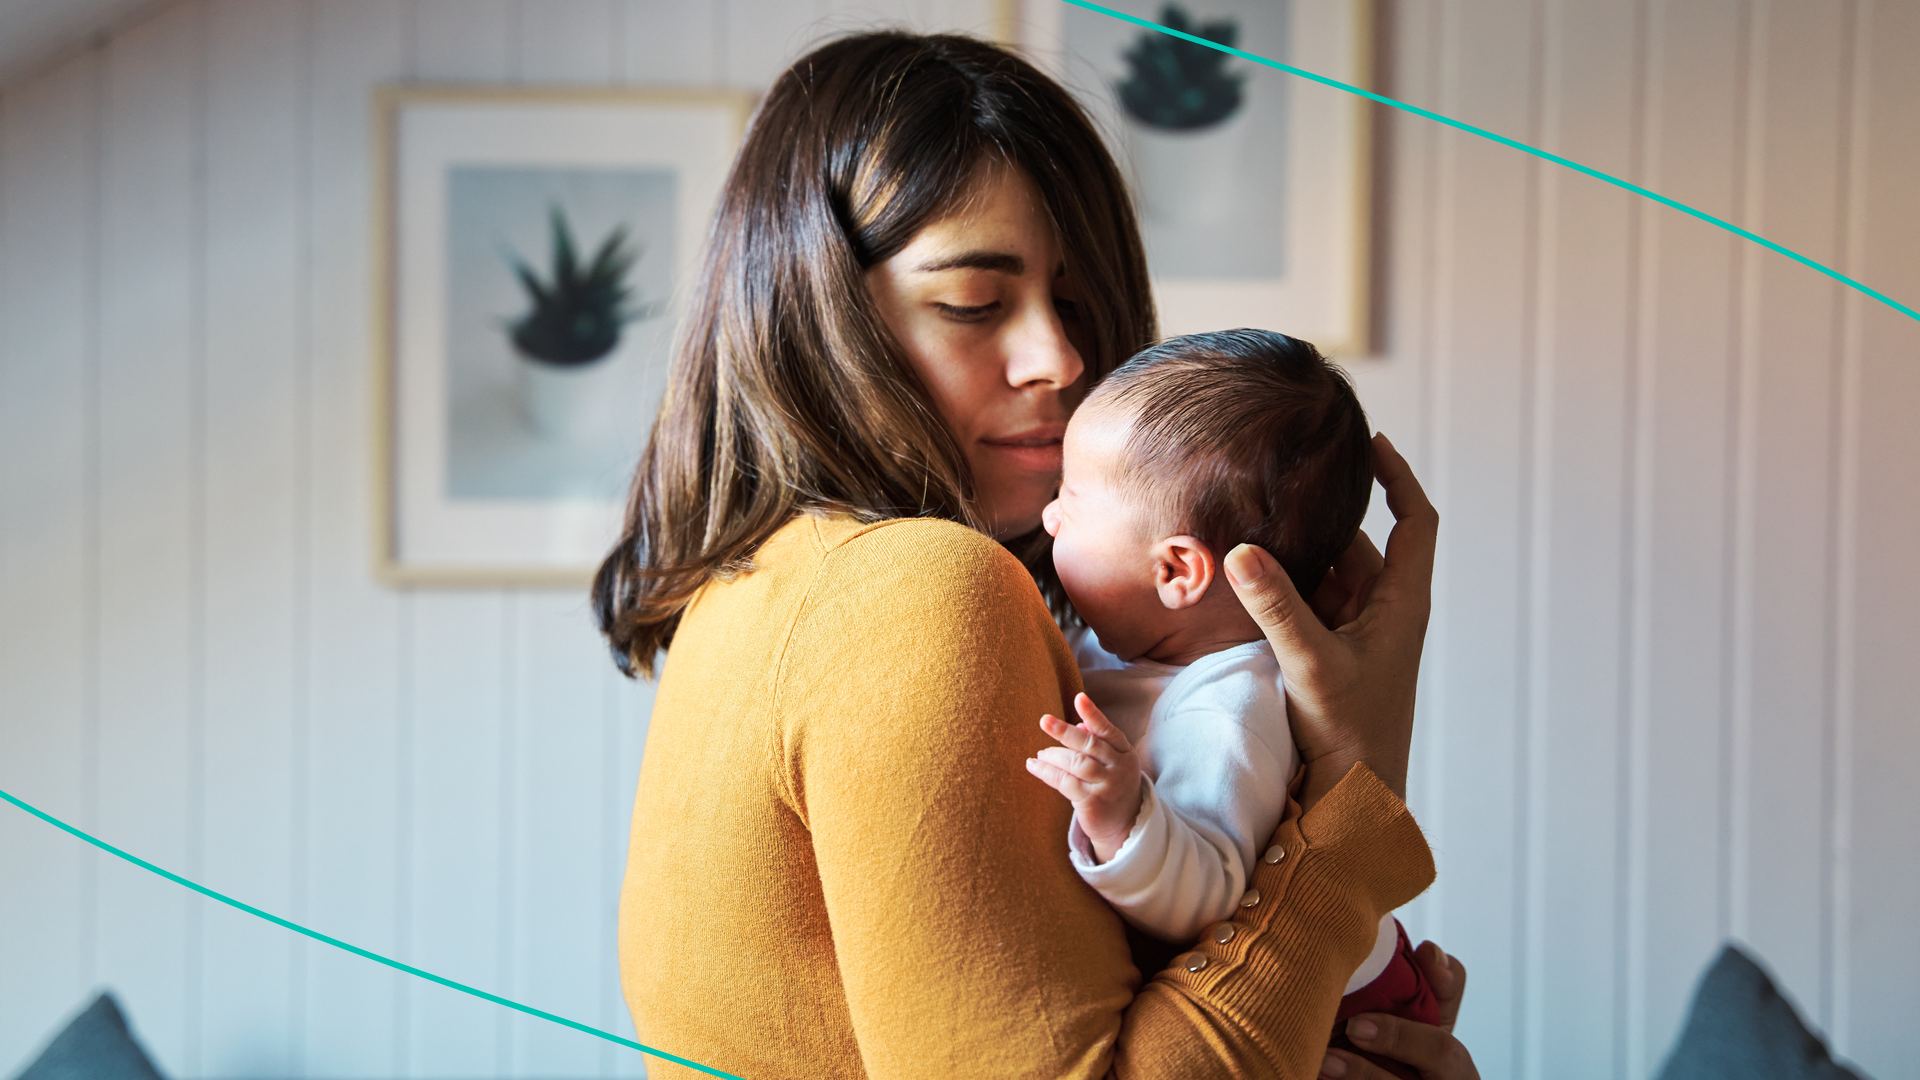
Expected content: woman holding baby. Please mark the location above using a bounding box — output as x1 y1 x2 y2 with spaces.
596 31 1479 1080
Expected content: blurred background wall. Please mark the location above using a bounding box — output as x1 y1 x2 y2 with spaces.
2 1 1915 1077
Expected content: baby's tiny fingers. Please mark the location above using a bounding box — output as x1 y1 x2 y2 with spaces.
1041 714 1115 765
1036 745 1108 785
1073 694 1134 754
1026 756 1092 802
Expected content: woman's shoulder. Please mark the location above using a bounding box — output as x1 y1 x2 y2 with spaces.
806 514 1039 609
774 512 1076 760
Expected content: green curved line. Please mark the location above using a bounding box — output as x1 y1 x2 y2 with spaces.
0 786 746 1080
1066 0 1918 324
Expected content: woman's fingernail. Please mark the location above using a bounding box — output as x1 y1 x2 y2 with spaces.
1320 1054 1348 1078
1224 544 1265 587
1347 1018 1379 1042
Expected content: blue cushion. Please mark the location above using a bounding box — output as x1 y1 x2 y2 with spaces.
12 993 166 1080
1655 945 1867 1080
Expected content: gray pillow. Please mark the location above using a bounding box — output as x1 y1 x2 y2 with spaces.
1655 945 1867 1080
12 993 166 1080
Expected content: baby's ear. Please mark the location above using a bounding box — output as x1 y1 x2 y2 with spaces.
1153 536 1217 610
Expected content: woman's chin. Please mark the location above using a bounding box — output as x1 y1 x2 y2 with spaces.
984 512 1046 542
973 466 1061 540
978 496 1053 542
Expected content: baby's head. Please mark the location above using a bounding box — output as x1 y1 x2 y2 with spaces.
1041 329 1372 664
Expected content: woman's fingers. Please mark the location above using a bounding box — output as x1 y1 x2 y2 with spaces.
1319 1050 1388 1079
1313 530 1386 628
1327 1014 1479 1079
1414 941 1468 1031
1370 433 1439 606
1333 525 1386 584
1226 542 1335 674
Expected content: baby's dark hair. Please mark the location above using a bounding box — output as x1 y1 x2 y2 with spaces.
1086 328 1372 598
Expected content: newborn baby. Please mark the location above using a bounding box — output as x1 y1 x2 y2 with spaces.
1028 328 1437 1077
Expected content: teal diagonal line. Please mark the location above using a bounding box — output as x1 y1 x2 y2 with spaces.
1065 0 1919 325
0 786 746 1080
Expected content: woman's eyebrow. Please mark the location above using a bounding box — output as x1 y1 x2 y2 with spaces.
913 250 1025 275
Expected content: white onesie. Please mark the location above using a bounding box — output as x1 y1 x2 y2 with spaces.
1066 627 1397 995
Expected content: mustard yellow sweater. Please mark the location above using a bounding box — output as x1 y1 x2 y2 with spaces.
619 514 1434 1079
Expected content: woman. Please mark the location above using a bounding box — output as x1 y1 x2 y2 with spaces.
596 31 1476 1080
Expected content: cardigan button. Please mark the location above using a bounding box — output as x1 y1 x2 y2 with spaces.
1238 888 1262 908
1263 845 1285 865
1181 953 1209 973
1212 923 1236 945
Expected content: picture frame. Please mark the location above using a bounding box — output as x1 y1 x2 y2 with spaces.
1010 0 1375 356
372 86 754 587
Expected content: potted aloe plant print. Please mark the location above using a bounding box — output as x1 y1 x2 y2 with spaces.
1115 4 1247 224
504 206 660 438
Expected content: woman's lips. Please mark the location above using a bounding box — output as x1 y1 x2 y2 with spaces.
980 428 1065 471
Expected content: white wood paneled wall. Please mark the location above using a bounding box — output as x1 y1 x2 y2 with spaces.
1 1 1915 1078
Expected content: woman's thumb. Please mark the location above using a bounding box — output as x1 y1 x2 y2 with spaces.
1225 544 1324 664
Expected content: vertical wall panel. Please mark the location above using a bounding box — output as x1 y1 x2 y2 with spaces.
723 0 829 87
197 3 304 1075
300 2 410 1074
510 595 620 1077
1842 4 1920 1075
507 9 622 1074
401 3 517 1075
92 5 203 1073
1526 1 1639 1074
825 0 997 36
1424 1 1540 1072
621 0 721 85
0 53 99 1075
1629 1 1747 1072
520 0 619 84
407 592 511 1078
415 0 515 83
1734 0 1849 1027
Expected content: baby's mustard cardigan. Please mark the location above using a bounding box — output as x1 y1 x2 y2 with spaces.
619 514 1435 1079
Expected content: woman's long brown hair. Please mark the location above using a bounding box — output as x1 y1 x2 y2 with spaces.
594 31 1155 678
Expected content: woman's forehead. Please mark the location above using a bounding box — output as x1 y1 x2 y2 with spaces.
897 165 1059 272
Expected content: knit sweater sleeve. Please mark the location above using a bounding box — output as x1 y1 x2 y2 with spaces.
775 518 1434 1080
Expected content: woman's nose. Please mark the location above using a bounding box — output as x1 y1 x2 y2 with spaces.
1005 300 1084 391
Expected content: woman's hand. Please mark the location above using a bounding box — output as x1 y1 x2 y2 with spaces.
1320 941 1477 1079
1223 433 1437 811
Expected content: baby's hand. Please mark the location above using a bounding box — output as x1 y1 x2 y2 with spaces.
1026 693 1143 864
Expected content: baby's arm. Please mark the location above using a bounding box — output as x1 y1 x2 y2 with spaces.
1033 654 1300 943
1025 693 1141 863
1084 703 1297 942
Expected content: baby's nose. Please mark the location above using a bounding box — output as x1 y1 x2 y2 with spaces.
1041 499 1062 537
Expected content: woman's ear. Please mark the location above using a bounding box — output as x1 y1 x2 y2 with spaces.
1153 536 1217 610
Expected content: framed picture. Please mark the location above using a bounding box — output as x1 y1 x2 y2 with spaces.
1014 0 1374 355
373 86 753 587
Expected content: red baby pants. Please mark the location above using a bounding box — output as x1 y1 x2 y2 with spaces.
1328 920 1442 1080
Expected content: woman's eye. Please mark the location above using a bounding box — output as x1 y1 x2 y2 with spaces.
935 301 999 323
1053 296 1082 321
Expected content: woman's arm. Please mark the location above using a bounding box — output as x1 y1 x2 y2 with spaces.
776 518 1433 1079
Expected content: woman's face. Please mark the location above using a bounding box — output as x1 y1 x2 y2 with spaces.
866 164 1092 538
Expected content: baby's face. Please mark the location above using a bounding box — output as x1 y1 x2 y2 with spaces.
1040 405 1172 661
